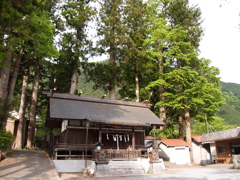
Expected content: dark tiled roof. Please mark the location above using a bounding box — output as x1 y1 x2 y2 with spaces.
44 92 164 128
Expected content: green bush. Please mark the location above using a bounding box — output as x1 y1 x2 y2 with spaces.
0 130 14 151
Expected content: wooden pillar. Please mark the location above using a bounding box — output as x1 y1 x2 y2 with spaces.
99 131 102 143
132 128 135 150
153 125 156 149
116 134 119 150
65 129 68 143
84 122 89 169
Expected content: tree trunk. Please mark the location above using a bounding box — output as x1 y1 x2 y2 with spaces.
178 115 184 139
135 64 140 102
158 48 166 121
26 63 40 149
69 66 78 95
184 98 193 164
0 49 13 100
109 46 116 100
176 58 185 138
13 67 29 149
0 49 14 129
7 48 23 103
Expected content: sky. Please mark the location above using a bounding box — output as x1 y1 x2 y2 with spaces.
189 0 240 84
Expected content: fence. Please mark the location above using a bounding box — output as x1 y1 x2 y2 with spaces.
95 149 142 161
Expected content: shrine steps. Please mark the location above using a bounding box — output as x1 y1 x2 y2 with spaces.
108 161 145 176
94 160 146 177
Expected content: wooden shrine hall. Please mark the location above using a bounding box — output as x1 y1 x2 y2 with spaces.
44 92 165 161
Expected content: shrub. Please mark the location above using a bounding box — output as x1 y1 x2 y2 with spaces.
0 130 14 151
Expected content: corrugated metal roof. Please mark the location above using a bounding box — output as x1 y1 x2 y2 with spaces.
161 139 189 147
45 92 164 127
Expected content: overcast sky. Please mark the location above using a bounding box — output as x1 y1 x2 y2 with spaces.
189 0 240 84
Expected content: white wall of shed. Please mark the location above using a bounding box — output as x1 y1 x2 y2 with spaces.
159 144 190 164
192 142 211 165
210 143 217 161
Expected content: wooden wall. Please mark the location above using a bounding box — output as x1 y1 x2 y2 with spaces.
59 128 145 149
216 138 240 164
59 129 98 144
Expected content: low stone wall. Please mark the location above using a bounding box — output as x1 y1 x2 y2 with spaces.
52 159 165 177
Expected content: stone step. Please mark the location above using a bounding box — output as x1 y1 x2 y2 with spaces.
109 161 141 166
94 161 147 177
109 166 142 170
107 161 145 176
109 169 145 175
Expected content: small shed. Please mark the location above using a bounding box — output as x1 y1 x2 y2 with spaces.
201 128 240 164
159 139 190 165
6 110 29 148
191 135 211 165
6 110 19 137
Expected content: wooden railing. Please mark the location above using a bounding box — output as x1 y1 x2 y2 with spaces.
54 143 95 160
54 143 147 161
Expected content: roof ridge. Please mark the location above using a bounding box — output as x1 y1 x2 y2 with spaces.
43 91 152 108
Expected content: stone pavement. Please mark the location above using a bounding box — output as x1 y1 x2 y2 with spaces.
0 150 60 180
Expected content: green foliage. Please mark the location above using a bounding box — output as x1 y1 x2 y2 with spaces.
82 61 112 93
150 119 179 139
0 130 14 151
51 0 94 93
144 0 225 140
192 116 236 135
217 82 240 125
0 99 12 129
114 0 154 101
3 0 240 147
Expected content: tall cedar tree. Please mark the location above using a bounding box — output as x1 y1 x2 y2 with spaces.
0 0 57 147
119 0 151 102
96 0 126 99
24 2 58 148
0 1 57 129
163 0 203 139
53 0 94 94
146 0 224 163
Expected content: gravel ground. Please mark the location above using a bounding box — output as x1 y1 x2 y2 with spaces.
1 150 240 180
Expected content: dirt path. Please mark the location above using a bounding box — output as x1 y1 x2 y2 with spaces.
0 150 59 180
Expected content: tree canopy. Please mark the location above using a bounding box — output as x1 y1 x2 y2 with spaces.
0 0 234 149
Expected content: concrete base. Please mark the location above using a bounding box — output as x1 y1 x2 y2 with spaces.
52 160 94 173
53 159 165 176
148 161 164 174
94 163 110 177
232 155 240 169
